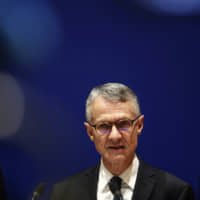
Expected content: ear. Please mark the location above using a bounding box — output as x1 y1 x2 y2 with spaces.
84 122 94 141
137 115 144 136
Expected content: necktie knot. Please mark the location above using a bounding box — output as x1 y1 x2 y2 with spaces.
108 176 123 200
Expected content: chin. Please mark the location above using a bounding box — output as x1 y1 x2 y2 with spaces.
109 157 127 175
109 155 126 165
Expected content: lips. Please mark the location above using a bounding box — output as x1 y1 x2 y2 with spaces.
108 145 125 150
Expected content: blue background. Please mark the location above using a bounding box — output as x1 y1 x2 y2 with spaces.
0 0 200 199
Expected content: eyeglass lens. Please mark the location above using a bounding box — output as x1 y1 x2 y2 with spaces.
97 120 132 135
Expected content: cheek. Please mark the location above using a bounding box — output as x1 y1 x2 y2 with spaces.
125 132 138 146
94 136 107 152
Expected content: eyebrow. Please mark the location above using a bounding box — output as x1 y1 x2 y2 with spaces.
96 118 130 124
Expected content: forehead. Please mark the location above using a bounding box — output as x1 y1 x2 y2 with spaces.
90 96 136 123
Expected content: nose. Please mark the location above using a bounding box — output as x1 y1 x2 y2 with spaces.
108 124 122 142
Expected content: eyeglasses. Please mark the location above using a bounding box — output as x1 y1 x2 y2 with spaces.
89 115 141 135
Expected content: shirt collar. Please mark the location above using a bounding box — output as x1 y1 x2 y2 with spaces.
98 155 140 192
119 155 139 190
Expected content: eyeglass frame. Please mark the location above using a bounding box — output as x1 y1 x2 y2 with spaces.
88 114 141 135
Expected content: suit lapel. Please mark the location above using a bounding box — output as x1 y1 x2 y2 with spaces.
83 159 156 200
85 163 100 200
132 159 156 200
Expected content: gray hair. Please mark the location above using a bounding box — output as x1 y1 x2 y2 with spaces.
85 83 140 122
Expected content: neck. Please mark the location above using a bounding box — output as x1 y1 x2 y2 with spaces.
103 155 135 176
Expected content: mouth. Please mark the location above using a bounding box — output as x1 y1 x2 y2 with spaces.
108 145 125 150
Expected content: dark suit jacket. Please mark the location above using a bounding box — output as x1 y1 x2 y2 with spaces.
0 168 5 200
50 159 195 200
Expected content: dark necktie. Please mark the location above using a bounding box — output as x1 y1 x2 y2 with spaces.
108 176 123 200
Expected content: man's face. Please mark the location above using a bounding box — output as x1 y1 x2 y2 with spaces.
84 96 144 175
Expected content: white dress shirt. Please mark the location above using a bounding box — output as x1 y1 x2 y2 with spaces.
97 155 139 200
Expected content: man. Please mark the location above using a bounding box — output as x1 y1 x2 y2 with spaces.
51 83 195 200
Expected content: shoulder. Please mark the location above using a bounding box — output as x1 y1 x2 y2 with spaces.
139 159 188 184
145 160 189 187
57 165 99 184
50 164 99 200
137 159 195 199
55 164 98 186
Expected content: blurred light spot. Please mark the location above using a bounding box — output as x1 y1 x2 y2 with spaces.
136 0 200 15
0 73 25 137
2 2 63 66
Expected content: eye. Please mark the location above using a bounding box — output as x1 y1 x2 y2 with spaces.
96 123 111 135
118 120 131 128
117 120 131 133
98 123 111 130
